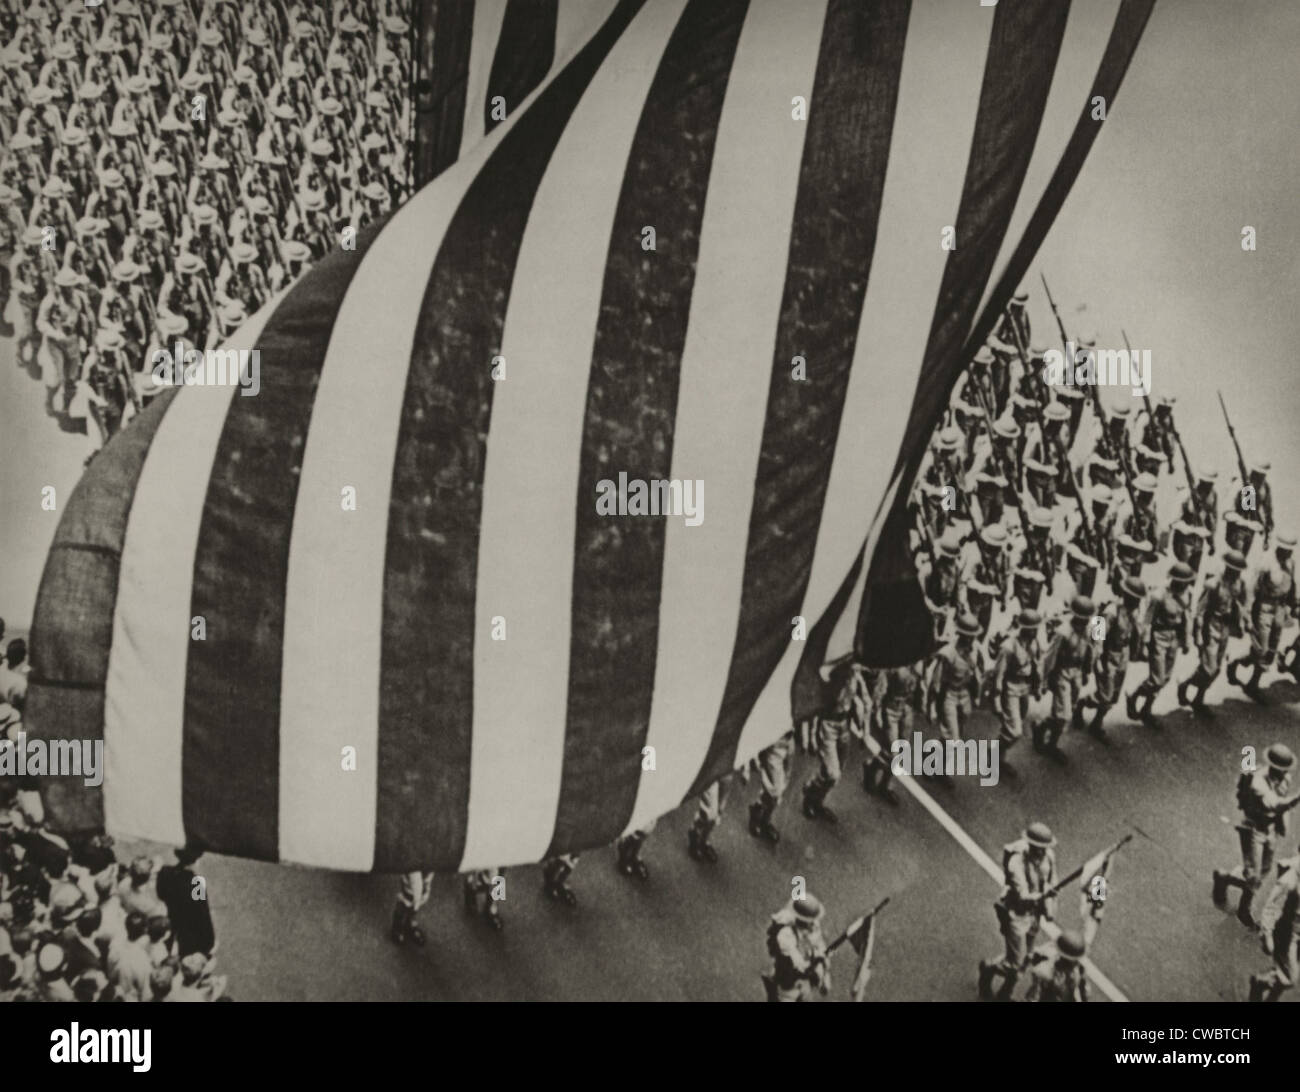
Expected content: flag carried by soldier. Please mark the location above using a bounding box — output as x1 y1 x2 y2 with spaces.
830 896 890 1002
1077 835 1131 946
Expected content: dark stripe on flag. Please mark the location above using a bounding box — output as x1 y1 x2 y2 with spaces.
376 0 645 872
685 0 910 798
183 231 387 861
414 0 476 185
546 0 751 856
484 0 559 134
859 0 1071 667
26 387 182 834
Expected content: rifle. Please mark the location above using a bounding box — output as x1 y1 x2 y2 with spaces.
1043 273 1113 470
1217 390 1250 491
1122 329 1155 428
1042 834 1133 903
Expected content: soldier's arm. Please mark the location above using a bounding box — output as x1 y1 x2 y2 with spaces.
775 927 811 974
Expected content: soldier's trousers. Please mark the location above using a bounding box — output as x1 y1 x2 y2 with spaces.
1226 826 1276 892
1092 657 1128 708
398 870 435 911
996 906 1042 972
938 691 971 741
1260 939 1300 990
1197 621 1231 679
997 684 1031 745
1137 631 1180 695
866 703 911 789
805 715 851 804
1050 669 1084 723
1249 606 1286 668
754 734 795 823
692 773 736 841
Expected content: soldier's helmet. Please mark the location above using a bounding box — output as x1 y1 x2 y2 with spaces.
1167 561 1195 585
49 882 85 925
1222 549 1247 572
1267 744 1296 773
1056 930 1087 962
1024 822 1055 848
1121 575 1146 602
993 415 1020 440
1090 484 1112 508
792 895 823 923
1028 507 1054 532
1277 532 1297 554
1070 595 1095 619
956 613 981 638
937 532 963 560
980 524 1008 549
1017 608 1042 631
937 426 963 452
1133 471 1158 495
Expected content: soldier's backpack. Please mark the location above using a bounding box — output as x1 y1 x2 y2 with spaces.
1236 770 1254 814
766 917 786 960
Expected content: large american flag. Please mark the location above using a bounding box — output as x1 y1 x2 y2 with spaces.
27 0 1155 872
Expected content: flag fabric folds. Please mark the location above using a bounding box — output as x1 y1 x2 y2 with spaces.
26 0 1156 872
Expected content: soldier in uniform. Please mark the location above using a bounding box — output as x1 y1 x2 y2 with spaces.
1020 507 1060 595
1122 472 1160 551
802 657 868 825
1024 929 1089 1002
748 731 796 843
1228 533 1297 700
1169 517 1211 577
1213 743 1300 927
1223 510 1264 559
1126 561 1194 727
615 823 655 881
688 772 735 864
461 869 504 931
926 612 984 745
1178 549 1247 714
921 531 964 641
863 660 925 805
391 869 433 947
1033 595 1096 759
990 609 1042 756
978 821 1058 1001
764 894 830 1003
1076 576 1145 741
1250 851 1300 1002
1181 469 1219 549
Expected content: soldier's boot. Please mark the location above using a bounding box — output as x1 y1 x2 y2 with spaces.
0 293 13 338
1070 700 1086 732
390 904 409 945
1030 718 1047 753
994 967 1018 1002
687 823 718 864
1087 706 1108 741
1138 690 1159 728
1124 690 1142 722
543 859 578 907
1282 640 1300 682
406 912 427 947
750 799 781 844
1236 888 1257 928
1226 656 1247 690
462 877 480 917
616 834 650 881
977 960 998 1001
801 782 837 824
1212 870 1230 907
863 759 899 806
1176 675 1194 707
1245 664 1266 702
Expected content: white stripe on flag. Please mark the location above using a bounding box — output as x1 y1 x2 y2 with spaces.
556 0 619 65
973 0 1122 326
459 0 510 161
459 0 690 871
623 0 829 833
277 73 548 871
737 0 995 762
103 296 284 847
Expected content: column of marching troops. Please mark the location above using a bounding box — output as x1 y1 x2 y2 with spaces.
0 0 411 450
397 289 1300 1004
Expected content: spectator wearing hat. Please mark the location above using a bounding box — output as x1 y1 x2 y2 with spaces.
118 855 166 919
106 910 154 1002
979 821 1057 1001
36 941 76 1002
764 893 830 1002
155 845 215 959
92 868 127 950
1127 561 1195 727
61 905 104 978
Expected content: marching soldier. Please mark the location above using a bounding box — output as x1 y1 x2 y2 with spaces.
1181 469 1219 547
1024 929 1089 1002
1126 561 1194 728
1033 595 1096 759
990 609 1042 755
542 854 580 907
1169 517 1211 577
921 531 964 641
615 823 655 881
461 868 504 931
1178 549 1247 714
1214 743 1300 927
749 731 796 844
689 772 736 864
391 869 433 947
1076 576 1145 740
802 657 868 825
978 821 1058 1001
764 893 830 1002
1122 471 1161 550
1223 510 1264 558
926 612 984 745
863 660 925 805
1228 533 1297 700
1020 507 1060 594
1250 851 1300 1002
